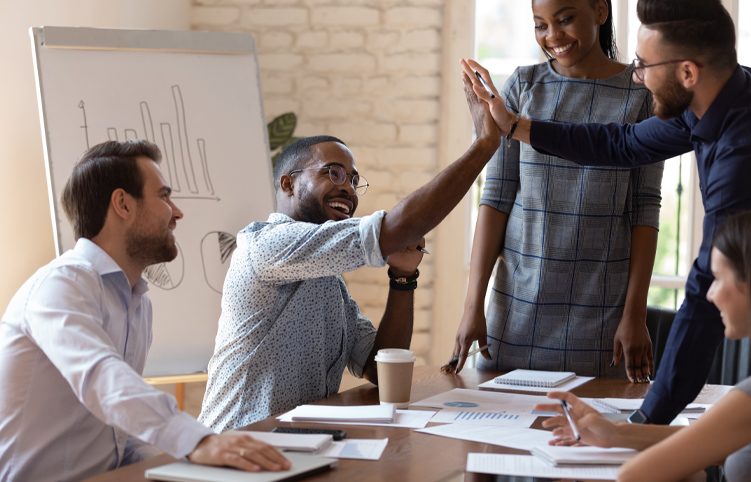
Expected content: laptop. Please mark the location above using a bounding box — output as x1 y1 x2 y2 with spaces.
145 452 337 482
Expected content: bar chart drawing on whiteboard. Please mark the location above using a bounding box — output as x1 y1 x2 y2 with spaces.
78 84 218 201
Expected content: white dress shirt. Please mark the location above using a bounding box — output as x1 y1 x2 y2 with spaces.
0 238 212 482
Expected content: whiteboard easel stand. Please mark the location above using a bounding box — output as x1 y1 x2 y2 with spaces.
145 373 209 410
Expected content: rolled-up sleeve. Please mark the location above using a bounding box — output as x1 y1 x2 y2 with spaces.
248 211 387 283
358 210 387 267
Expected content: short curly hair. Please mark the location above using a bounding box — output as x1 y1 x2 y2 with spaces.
272 135 347 190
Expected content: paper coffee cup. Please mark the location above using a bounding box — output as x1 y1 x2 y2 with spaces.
374 348 416 408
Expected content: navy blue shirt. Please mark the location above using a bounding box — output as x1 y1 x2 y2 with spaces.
530 65 751 423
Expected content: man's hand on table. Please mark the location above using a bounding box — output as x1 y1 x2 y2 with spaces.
188 431 291 472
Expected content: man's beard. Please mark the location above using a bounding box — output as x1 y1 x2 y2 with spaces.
652 75 693 119
126 224 178 266
295 184 332 224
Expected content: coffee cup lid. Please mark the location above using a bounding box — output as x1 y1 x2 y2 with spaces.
374 348 416 363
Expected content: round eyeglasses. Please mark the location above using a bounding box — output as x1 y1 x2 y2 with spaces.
288 164 369 195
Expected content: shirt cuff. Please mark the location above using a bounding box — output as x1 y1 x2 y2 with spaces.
153 412 215 458
358 210 387 267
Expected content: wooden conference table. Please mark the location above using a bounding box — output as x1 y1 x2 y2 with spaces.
87 366 730 482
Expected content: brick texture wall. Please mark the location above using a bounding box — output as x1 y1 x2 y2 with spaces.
191 0 446 364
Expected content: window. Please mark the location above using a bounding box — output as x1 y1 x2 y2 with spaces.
739 1 751 65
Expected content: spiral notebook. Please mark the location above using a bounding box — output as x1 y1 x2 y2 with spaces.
491 370 577 388
530 445 637 466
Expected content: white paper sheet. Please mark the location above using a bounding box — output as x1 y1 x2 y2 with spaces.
466 454 618 480
412 388 551 411
429 408 536 427
477 375 594 393
283 404 394 422
317 438 388 460
277 409 435 429
416 424 553 451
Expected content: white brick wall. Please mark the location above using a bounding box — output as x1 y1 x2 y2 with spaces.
191 0 446 365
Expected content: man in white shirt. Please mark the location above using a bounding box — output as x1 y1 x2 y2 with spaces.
0 140 289 481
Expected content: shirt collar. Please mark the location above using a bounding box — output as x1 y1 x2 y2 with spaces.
73 238 149 294
691 65 748 142
268 212 296 224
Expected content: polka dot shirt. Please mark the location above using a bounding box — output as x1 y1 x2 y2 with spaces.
198 211 386 431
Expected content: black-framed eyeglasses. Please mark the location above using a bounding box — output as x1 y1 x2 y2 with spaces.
288 164 369 195
631 58 699 82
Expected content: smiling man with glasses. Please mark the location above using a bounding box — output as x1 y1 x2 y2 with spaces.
199 76 501 430
465 0 751 428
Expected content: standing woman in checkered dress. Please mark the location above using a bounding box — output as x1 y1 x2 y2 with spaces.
448 0 664 381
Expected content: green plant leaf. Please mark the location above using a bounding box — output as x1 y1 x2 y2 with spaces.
267 112 297 150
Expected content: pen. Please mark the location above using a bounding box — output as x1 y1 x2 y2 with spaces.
416 246 430 255
474 70 496 98
560 400 582 442
447 344 490 368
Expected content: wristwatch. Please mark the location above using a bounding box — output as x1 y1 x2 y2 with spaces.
627 409 650 424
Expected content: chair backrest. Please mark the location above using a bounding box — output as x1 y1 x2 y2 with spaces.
645 306 677 372
645 306 727 384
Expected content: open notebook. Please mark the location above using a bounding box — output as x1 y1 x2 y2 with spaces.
491 369 577 388
145 452 336 482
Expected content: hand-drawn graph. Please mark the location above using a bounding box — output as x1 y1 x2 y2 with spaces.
201 231 238 293
78 84 218 201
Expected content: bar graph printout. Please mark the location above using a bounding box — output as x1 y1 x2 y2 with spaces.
429 408 536 427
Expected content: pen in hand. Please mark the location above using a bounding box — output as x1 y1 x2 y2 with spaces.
560 400 582 442
474 70 496 98
442 344 490 373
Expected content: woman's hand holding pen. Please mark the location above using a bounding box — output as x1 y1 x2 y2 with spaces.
444 303 491 374
460 58 516 136
461 65 501 149
534 392 619 448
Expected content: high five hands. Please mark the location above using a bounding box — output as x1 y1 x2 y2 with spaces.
460 59 517 136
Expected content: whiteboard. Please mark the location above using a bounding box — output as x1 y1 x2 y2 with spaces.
31 27 274 376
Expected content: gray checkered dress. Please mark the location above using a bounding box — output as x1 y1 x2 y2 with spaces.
478 61 663 377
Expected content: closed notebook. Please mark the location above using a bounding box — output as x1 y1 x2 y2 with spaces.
144 452 336 482
492 369 576 388
531 445 637 466
590 398 707 414
288 404 395 423
244 431 333 452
